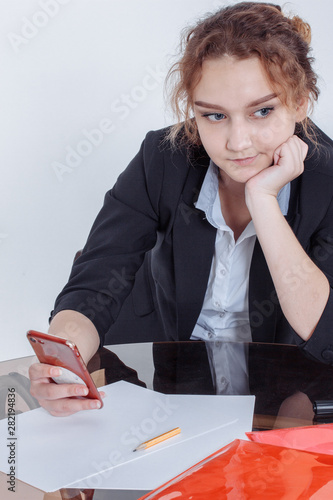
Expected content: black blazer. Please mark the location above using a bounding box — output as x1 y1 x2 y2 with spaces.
52 124 333 364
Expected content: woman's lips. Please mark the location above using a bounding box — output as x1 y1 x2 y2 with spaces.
230 155 259 166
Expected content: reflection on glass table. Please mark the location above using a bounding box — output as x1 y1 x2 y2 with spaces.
1 341 333 499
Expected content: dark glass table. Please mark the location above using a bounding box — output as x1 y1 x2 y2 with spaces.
1 341 333 499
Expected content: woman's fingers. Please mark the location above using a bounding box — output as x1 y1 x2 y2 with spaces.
29 362 103 417
41 395 102 417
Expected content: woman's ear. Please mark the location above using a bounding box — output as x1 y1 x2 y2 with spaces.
295 96 309 122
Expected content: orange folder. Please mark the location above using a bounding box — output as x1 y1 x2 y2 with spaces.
139 439 333 499
247 422 333 455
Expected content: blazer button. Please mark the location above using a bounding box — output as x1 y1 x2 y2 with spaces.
321 347 333 364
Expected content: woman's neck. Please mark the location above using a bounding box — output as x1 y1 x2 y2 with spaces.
218 169 251 241
217 168 246 198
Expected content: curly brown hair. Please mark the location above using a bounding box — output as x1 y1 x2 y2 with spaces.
165 2 319 148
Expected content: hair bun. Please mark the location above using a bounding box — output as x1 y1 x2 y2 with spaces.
291 15 311 45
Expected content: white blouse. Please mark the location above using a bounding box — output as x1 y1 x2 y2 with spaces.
191 160 290 343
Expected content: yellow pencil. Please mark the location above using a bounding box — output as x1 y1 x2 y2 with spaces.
133 427 181 452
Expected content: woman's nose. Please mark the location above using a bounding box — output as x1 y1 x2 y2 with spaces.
226 120 253 152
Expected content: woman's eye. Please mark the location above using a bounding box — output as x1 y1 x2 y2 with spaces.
253 107 274 118
203 113 226 122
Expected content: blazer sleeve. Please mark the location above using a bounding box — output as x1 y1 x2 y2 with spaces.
298 193 333 364
51 130 165 345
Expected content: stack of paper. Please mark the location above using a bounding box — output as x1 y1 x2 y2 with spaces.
0 381 254 492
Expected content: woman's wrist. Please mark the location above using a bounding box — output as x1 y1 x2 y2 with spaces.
245 183 280 219
48 310 100 364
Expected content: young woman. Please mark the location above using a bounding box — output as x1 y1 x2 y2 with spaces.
29 2 333 415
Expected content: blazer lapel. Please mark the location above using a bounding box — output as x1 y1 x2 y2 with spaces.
172 155 217 340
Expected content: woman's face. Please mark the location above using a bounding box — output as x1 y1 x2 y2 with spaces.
192 56 306 184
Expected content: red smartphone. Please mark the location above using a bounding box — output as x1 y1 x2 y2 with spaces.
27 330 103 408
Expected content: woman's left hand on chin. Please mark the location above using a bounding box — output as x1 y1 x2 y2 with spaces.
245 135 308 201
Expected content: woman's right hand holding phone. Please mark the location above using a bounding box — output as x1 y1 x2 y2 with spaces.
28 310 104 417
29 362 103 417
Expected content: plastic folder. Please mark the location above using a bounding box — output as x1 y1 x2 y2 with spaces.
139 439 333 499
247 423 333 455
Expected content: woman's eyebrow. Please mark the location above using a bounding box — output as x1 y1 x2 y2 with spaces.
246 93 277 108
194 93 277 111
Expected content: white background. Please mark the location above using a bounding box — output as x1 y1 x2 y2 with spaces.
1 0 333 361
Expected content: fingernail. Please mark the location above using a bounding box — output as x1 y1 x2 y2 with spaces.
51 368 62 377
77 387 88 396
90 401 101 409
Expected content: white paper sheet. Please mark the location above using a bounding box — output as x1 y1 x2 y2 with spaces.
0 381 255 492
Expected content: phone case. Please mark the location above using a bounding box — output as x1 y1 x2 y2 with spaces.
27 330 103 406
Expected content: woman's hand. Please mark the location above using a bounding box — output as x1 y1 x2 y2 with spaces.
29 310 103 416
245 135 308 201
29 362 105 417
243 134 329 341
